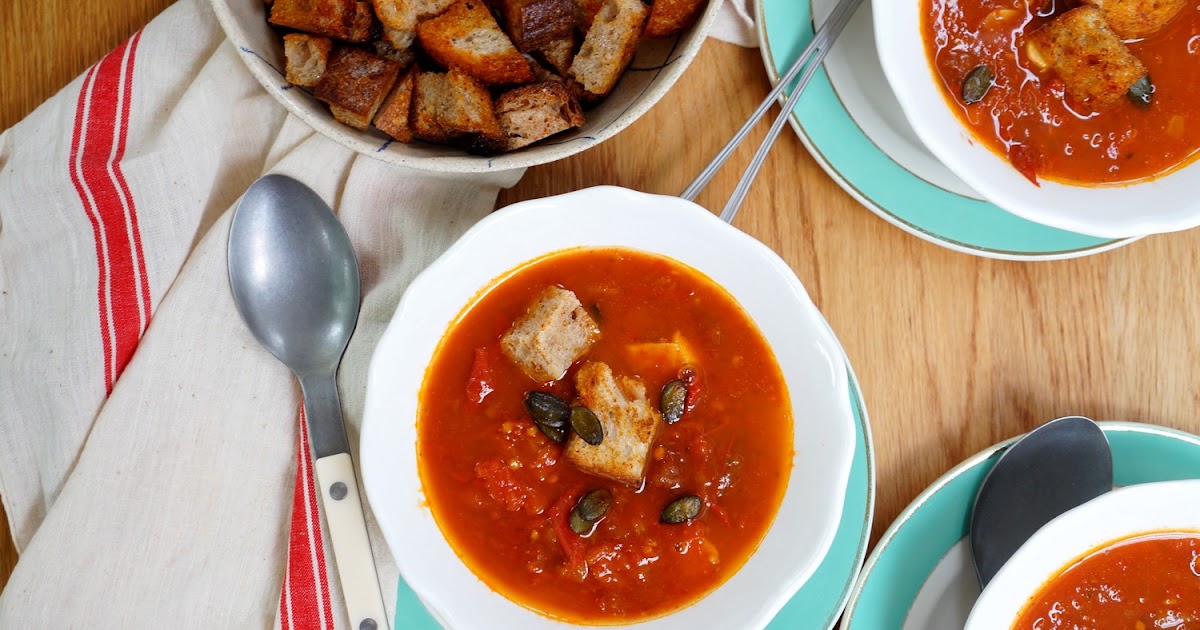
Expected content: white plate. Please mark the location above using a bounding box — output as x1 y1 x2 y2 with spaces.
360 186 856 628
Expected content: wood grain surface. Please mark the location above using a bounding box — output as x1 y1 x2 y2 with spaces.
6 0 1200 612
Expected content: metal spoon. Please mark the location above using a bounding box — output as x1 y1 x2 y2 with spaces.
228 174 388 630
969 416 1113 587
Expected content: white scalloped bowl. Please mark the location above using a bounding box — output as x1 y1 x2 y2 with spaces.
874 0 1200 239
360 187 857 628
967 479 1200 628
209 0 721 173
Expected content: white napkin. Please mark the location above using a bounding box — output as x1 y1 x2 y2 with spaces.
0 0 755 627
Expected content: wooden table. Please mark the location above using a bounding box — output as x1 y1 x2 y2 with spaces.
7 0 1200 606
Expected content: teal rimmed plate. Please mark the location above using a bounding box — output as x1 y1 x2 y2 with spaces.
395 360 875 629
840 422 1200 629
756 0 1141 260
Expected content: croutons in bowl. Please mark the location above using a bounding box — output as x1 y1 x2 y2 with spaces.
211 0 722 172
876 0 1200 238
360 187 857 627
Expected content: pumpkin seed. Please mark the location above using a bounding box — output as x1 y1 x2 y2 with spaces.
525 391 569 429
569 509 593 535
962 65 995 105
1128 75 1154 109
660 380 688 424
574 489 613 522
661 495 702 525
570 406 604 445
537 422 568 444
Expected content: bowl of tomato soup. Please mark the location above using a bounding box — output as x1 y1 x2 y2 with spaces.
875 0 1200 238
360 186 857 628
966 479 1200 629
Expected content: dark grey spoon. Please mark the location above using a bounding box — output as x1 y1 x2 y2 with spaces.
969 416 1113 586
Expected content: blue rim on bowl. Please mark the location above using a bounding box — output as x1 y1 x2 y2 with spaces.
839 421 1200 628
755 0 1138 260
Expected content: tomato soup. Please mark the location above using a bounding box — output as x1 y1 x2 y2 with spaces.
1013 533 1200 628
416 248 793 623
923 0 1200 185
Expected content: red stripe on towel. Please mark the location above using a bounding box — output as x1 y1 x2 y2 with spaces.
284 407 334 629
67 29 150 394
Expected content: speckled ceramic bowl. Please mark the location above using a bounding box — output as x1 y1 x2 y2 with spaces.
210 0 721 172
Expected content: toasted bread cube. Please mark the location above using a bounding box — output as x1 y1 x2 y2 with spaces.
283 33 333 87
527 56 565 83
537 34 577 76
1027 7 1146 113
498 0 576 51
373 0 457 51
577 0 605 31
644 0 706 38
1082 0 1187 39
494 82 585 150
372 38 419 67
568 0 648 99
500 286 599 382
412 67 503 143
418 0 536 84
565 362 663 487
270 0 375 42
314 47 402 130
374 68 418 141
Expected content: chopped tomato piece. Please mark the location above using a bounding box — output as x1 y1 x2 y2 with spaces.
1008 144 1041 186
550 487 585 568
466 347 495 404
474 459 528 512
679 366 705 412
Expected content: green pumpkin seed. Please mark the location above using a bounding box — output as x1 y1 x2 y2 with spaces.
660 380 688 424
661 495 702 525
574 489 613 522
525 391 569 429
1128 75 1154 108
962 65 995 105
569 509 593 535
570 406 604 445
537 422 568 444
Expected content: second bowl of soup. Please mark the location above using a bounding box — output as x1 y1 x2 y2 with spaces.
876 0 1200 238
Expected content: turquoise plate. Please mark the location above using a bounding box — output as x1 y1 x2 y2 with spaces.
757 0 1140 260
840 422 1200 629
395 359 876 628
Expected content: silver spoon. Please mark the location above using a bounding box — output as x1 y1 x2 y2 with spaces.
681 0 865 223
969 416 1113 587
228 174 388 630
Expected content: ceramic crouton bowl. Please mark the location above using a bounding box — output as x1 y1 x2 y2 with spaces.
359 187 858 628
210 0 722 173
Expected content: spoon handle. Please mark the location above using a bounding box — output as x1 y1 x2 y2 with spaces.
314 453 390 630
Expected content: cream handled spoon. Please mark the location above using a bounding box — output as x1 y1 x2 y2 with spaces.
228 174 388 630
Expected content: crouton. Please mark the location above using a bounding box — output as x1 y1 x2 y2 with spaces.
374 68 418 141
372 38 419 67
373 0 456 51
418 0 537 84
411 67 503 143
537 35 577 76
314 47 402 130
498 0 576 51
644 0 706 38
493 82 584 150
270 0 375 43
527 57 564 83
1082 0 1187 39
283 33 333 87
576 0 605 31
565 362 663 487
1027 7 1146 113
501 286 600 382
568 0 648 99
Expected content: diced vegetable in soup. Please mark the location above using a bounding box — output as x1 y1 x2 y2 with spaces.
417 247 793 623
923 0 1200 185
1013 533 1200 628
